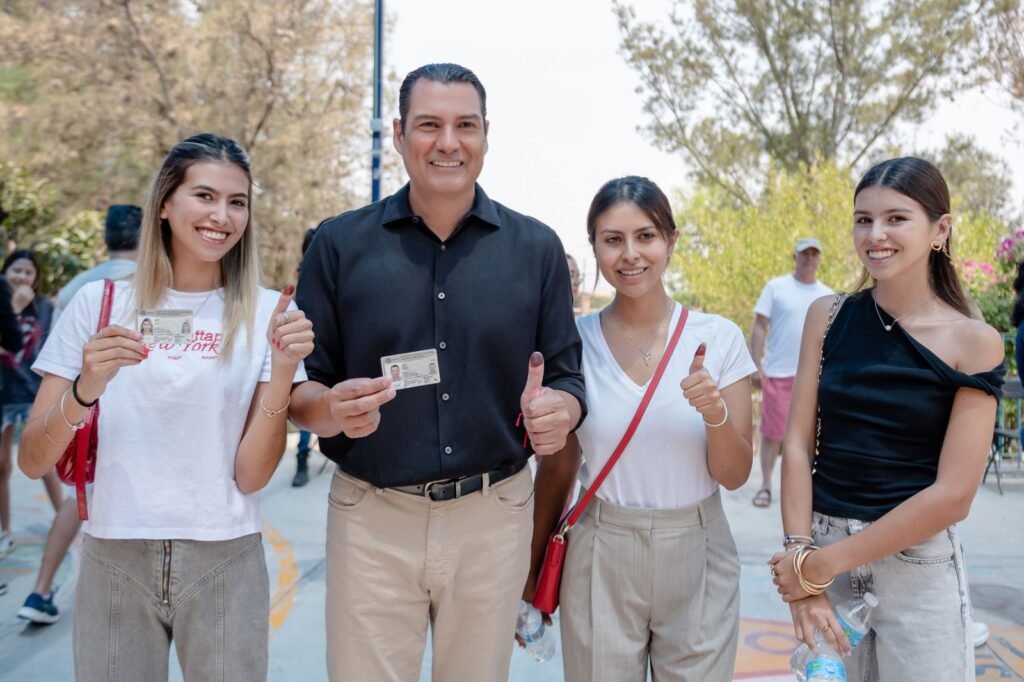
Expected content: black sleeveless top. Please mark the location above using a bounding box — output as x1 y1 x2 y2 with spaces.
812 291 1005 521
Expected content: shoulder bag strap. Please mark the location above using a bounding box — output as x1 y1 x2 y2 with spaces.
559 306 690 534
812 292 845 475
75 279 115 519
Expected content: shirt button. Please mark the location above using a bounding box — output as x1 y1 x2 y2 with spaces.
444 446 453 455
438 292 446 300
442 393 450 401
439 341 447 350
440 245 447 252
412 216 420 224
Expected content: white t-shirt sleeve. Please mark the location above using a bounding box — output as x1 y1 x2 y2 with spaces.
713 317 758 389
33 280 103 380
753 280 774 318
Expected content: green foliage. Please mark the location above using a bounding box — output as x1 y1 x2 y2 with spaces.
672 161 861 328
616 0 998 203
0 161 104 294
671 160 1016 332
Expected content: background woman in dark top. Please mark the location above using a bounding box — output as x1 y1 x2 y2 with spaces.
770 157 1005 681
0 249 60 557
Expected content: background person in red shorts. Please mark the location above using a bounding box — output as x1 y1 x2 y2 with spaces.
750 238 832 507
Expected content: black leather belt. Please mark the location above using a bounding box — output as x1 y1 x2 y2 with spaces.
390 463 525 502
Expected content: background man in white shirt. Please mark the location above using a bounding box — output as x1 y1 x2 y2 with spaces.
750 238 832 507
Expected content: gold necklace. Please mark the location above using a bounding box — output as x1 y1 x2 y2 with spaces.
872 292 932 332
607 300 674 366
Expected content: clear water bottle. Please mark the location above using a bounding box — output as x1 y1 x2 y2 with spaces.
516 600 556 663
804 632 846 681
790 593 877 681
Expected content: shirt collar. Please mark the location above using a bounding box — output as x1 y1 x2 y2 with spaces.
382 183 502 230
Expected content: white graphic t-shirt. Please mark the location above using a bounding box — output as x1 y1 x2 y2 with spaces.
34 280 306 540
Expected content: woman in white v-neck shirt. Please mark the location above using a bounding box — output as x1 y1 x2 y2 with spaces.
532 176 755 682
18 134 313 681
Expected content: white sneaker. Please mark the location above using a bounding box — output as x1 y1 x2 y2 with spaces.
0 531 13 558
973 621 990 648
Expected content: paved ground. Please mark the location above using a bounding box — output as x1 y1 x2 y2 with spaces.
2 436 1023 681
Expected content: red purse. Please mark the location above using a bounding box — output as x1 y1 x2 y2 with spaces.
533 307 689 614
54 279 115 520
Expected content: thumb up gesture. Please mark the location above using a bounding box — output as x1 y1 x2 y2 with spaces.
520 352 572 455
680 343 727 427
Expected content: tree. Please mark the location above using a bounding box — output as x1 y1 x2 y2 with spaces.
616 0 998 203
671 160 1010 331
0 0 382 283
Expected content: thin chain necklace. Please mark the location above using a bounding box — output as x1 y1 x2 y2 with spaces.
872 293 931 332
607 300 674 366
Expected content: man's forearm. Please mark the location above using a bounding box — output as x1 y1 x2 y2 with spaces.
289 380 343 437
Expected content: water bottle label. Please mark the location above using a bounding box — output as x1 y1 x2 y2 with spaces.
836 611 863 648
806 657 846 681
519 625 544 645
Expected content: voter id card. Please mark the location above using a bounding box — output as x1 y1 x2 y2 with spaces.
381 349 441 390
137 309 194 344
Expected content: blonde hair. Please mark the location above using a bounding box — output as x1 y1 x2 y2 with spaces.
135 134 261 361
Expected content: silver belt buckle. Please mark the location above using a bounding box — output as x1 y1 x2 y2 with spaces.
422 479 442 499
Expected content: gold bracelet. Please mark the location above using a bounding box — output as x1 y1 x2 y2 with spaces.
259 394 291 418
792 545 835 595
43 405 74 447
703 398 729 428
59 390 86 431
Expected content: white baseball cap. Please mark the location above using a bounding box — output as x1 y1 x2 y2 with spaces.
795 237 823 253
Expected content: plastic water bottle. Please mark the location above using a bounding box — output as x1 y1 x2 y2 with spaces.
804 632 846 681
516 600 556 663
790 593 878 680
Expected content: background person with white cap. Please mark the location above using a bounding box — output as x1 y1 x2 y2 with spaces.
750 237 833 507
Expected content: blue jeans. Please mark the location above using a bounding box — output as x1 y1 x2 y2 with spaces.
812 512 973 681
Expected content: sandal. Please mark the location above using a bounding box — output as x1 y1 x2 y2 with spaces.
752 488 772 507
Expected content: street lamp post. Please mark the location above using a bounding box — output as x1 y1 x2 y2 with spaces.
371 0 383 203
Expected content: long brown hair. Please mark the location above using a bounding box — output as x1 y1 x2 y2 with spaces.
136 134 261 361
853 157 970 316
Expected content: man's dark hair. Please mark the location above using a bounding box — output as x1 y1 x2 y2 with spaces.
105 204 143 252
398 63 486 133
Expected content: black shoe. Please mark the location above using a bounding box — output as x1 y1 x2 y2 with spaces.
291 452 310 487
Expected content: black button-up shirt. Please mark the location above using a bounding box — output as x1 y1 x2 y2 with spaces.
297 183 586 487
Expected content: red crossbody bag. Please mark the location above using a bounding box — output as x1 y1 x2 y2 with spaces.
54 278 115 520
532 307 689 614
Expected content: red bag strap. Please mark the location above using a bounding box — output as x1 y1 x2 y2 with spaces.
559 306 689 534
76 279 115 520
97 278 115 331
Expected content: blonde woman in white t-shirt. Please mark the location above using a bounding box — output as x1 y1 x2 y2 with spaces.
18 134 313 681
526 176 755 681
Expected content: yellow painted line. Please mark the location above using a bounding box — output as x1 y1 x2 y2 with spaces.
262 520 298 636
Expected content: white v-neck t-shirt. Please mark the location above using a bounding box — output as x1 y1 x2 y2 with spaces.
576 303 756 509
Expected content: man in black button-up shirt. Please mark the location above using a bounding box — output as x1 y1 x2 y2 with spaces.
291 63 585 681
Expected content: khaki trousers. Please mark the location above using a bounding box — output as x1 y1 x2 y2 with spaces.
559 489 740 682
325 466 533 682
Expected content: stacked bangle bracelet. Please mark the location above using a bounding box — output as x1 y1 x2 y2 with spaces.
792 545 834 596
783 534 813 549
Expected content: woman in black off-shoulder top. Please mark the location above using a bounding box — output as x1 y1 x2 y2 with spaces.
769 157 1006 682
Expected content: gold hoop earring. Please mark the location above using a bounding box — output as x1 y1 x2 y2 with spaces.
931 240 952 261
930 240 943 252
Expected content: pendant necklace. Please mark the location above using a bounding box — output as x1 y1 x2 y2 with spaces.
609 300 674 366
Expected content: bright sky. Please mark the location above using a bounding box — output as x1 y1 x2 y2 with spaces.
383 0 1024 289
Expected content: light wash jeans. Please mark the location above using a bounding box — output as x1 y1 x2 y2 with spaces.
812 512 974 681
74 532 269 682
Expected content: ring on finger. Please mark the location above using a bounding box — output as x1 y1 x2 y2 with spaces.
769 565 778 577
282 312 291 324
817 624 831 633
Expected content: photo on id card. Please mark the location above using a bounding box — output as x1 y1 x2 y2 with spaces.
381 349 441 390
137 309 194 344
